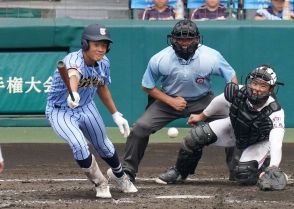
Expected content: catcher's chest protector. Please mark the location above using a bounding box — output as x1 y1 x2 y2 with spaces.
229 87 281 150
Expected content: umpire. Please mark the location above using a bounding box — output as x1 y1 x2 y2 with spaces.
122 19 237 182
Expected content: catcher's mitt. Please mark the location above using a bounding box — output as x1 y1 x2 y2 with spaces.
257 166 288 191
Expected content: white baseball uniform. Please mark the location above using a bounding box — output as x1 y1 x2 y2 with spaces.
202 90 285 169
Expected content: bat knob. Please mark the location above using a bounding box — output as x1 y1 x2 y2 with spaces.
57 60 65 69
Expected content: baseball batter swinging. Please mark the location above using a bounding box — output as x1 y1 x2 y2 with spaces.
45 23 137 198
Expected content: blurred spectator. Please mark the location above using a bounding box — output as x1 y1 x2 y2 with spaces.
0 145 4 173
255 0 294 20
190 0 228 20
140 0 175 20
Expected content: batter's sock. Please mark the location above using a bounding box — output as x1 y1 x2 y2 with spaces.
76 154 92 168
102 151 124 178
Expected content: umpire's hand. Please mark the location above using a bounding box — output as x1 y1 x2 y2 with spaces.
169 96 187 111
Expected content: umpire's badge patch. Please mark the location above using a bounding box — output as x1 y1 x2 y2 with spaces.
195 77 205 84
100 28 106 35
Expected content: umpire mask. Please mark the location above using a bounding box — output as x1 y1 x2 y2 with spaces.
168 20 200 61
245 65 277 106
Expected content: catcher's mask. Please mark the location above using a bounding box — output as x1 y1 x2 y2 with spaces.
167 19 200 60
81 23 112 52
245 64 282 106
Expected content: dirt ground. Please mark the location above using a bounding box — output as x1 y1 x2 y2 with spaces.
0 143 293 209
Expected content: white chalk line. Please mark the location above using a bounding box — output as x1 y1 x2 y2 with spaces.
0 177 228 182
0 177 293 207
1 177 292 183
156 195 213 199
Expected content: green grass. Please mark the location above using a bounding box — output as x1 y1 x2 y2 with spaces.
0 127 293 143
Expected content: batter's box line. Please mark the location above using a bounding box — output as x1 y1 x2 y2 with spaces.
0 177 293 184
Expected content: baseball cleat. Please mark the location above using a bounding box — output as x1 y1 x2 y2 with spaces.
155 167 186 184
95 182 112 198
107 168 138 193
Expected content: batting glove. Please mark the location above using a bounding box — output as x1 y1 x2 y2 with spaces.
67 92 80 109
112 111 130 138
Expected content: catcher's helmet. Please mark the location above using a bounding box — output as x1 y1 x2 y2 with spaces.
168 19 200 60
245 64 277 105
81 23 112 52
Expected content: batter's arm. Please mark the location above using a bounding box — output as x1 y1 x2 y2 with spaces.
97 85 130 137
143 87 187 111
97 85 117 114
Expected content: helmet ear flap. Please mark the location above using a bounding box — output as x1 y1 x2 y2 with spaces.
81 39 89 51
106 44 110 53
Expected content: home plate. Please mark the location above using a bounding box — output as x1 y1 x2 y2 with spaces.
156 195 213 199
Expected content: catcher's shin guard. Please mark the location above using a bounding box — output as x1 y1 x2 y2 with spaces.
234 160 259 185
176 148 203 178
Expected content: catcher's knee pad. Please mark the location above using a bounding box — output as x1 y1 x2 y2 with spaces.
175 148 203 179
234 160 259 185
183 124 217 151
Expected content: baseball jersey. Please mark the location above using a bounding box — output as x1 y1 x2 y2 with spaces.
47 49 111 107
140 6 175 20
142 45 235 100
190 4 227 20
255 6 283 20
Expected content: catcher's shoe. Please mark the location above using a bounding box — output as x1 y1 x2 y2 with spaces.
107 168 138 193
155 167 186 184
95 182 112 198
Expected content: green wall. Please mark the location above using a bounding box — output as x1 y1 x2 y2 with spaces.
0 18 293 127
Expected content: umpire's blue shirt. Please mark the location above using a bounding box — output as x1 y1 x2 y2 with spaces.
142 45 236 101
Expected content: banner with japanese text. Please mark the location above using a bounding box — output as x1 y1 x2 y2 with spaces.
0 51 66 114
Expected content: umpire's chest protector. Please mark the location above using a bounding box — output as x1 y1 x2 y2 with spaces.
229 87 281 150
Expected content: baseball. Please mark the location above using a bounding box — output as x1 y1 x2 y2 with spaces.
167 127 179 138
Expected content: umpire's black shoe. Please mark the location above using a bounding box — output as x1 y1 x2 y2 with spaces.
124 170 136 183
155 167 186 184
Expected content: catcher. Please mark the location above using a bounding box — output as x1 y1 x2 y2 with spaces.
156 64 288 191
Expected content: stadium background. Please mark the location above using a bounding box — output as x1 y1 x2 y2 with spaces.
0 19 293 128
0 1 293 209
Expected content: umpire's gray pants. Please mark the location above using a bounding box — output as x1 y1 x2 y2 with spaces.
122 93 235 176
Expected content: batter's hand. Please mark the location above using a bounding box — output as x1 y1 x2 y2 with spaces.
112 112 130 138
169 96 187 111
67 92 80 109
188 113 207 126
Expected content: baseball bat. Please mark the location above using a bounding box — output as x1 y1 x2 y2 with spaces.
56 60 75 102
